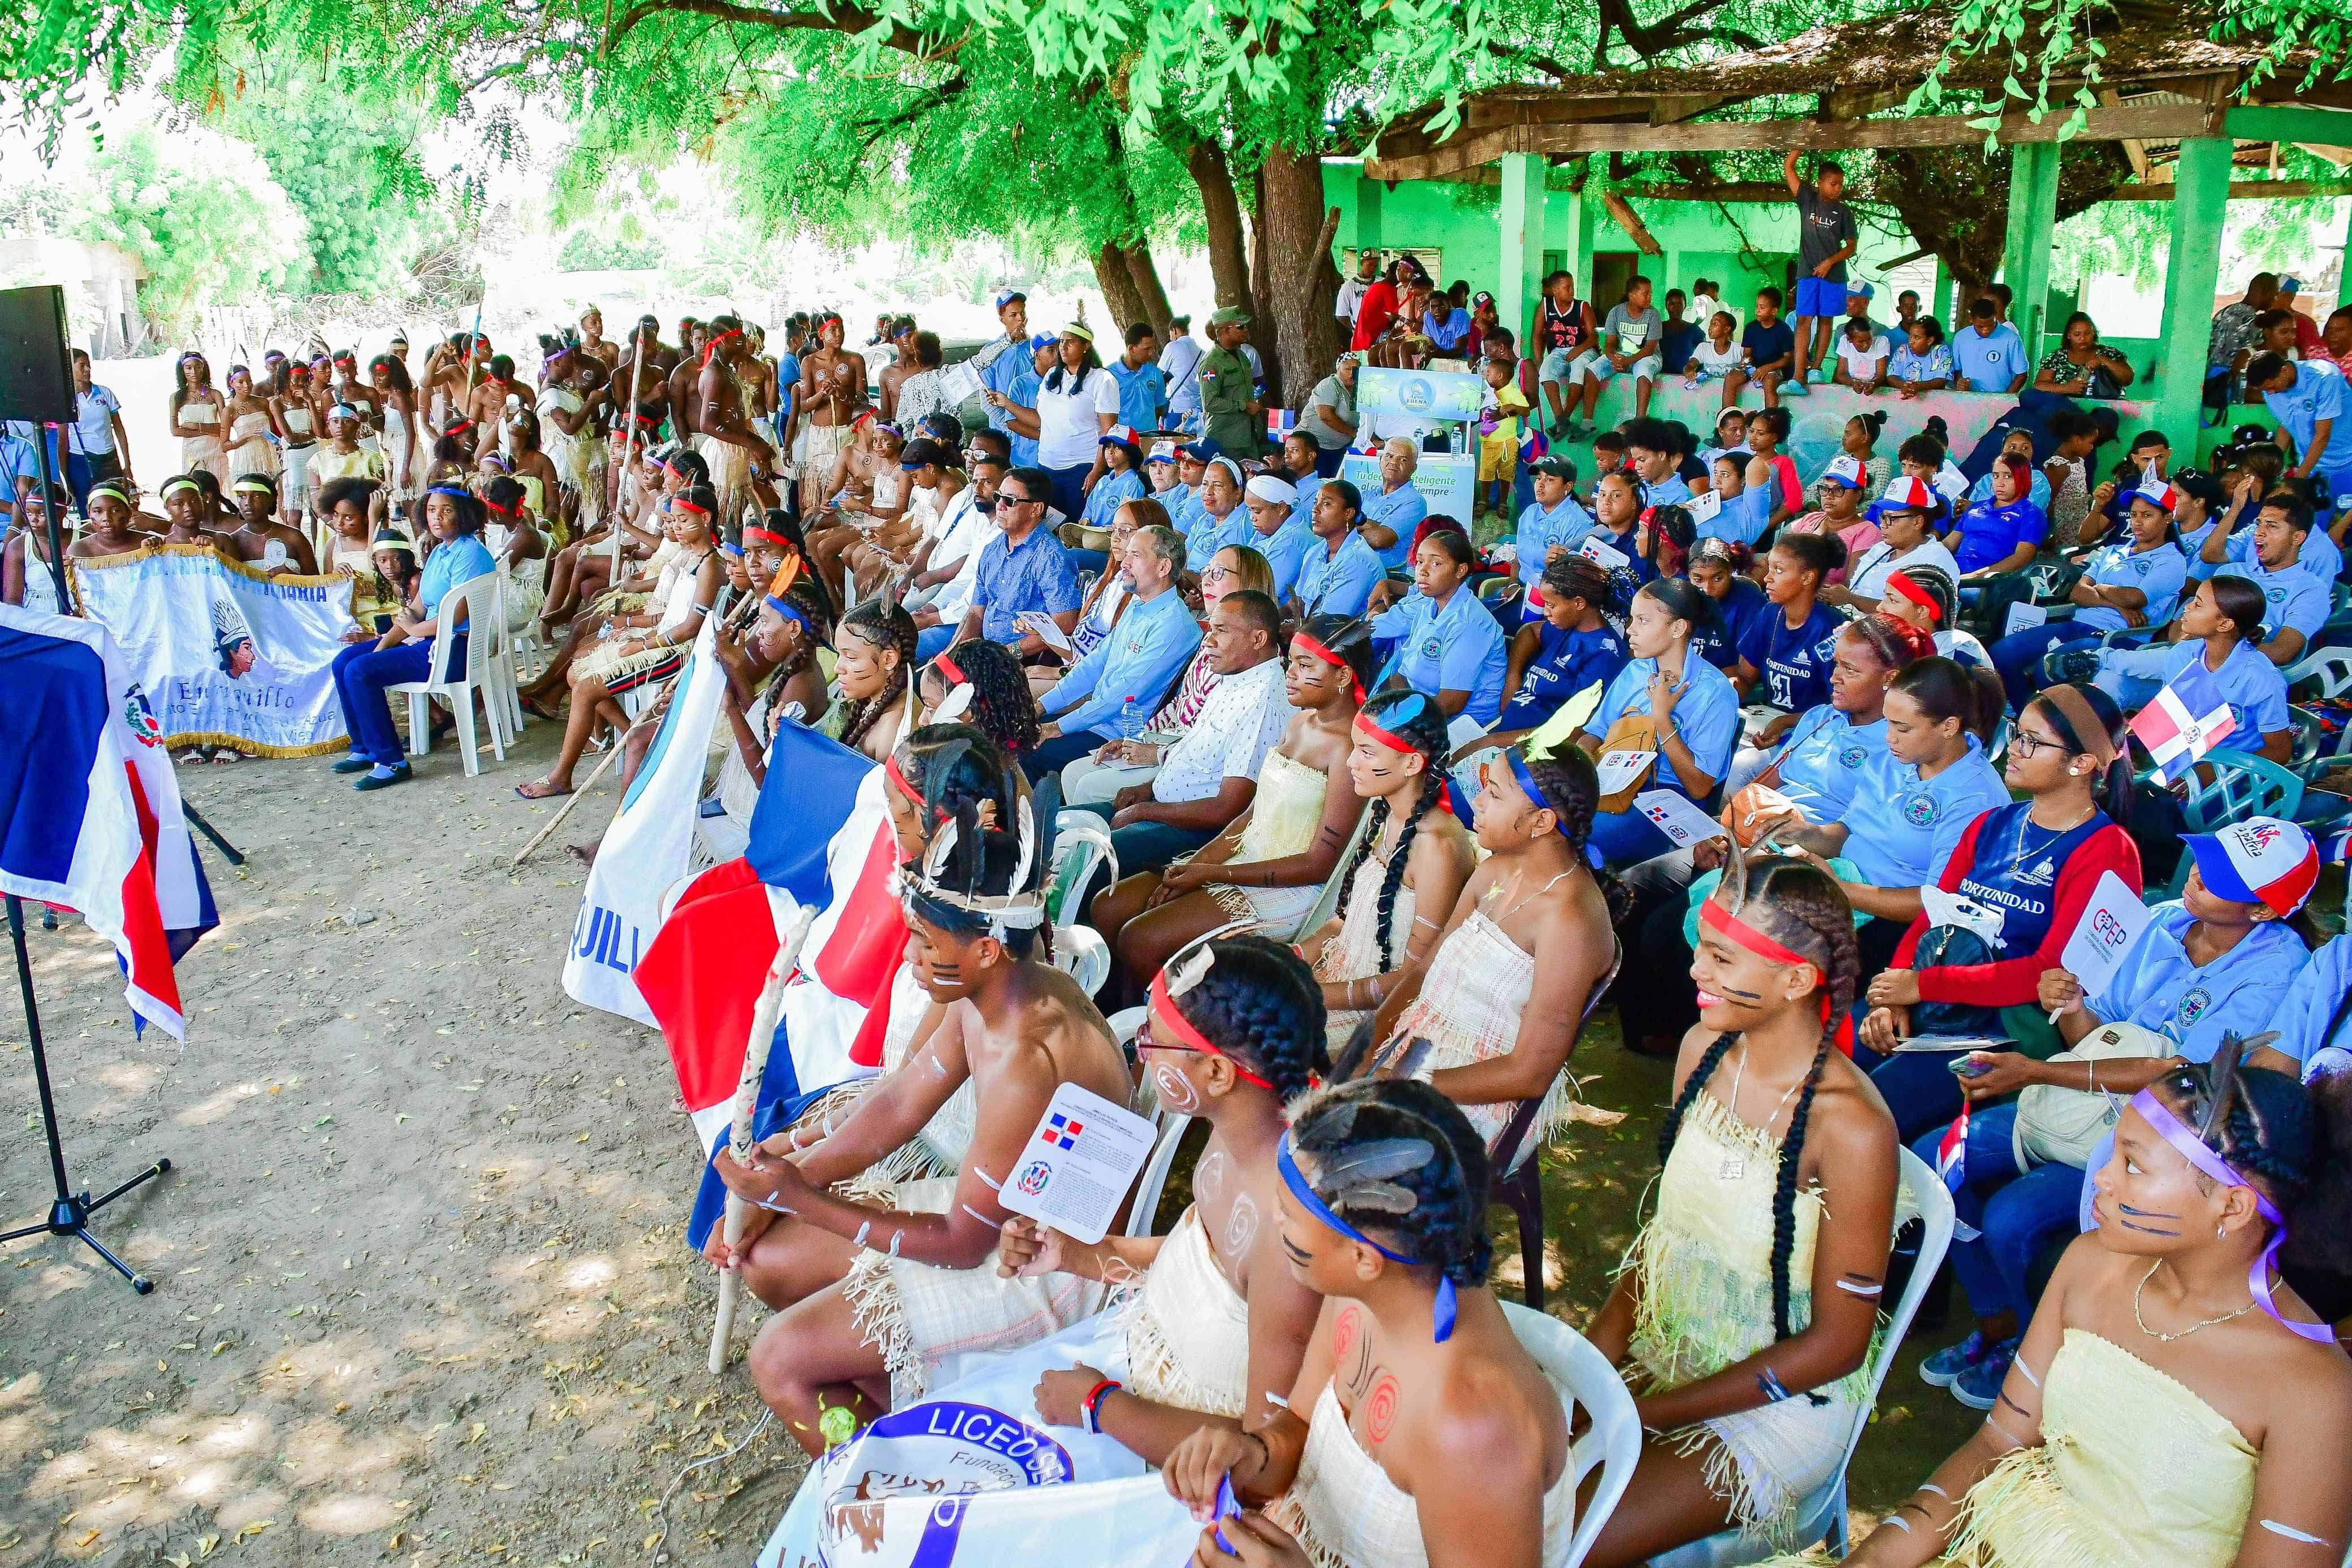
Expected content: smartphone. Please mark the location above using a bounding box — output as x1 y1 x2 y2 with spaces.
1950 1055 1996 1078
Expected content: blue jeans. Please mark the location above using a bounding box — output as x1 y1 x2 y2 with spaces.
1065 801 1216 917
1867 1047 1969 1144
332 635 463 766
1024 728 1109 783
1044 464 1092 523
1911 1102 2082 1323
1066 547 1110 578
1989 619 2102 712
916 623 957 664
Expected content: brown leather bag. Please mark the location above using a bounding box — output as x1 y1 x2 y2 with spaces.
1592 711 1662 815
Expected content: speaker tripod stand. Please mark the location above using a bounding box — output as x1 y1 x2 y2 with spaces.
0 895 170 1292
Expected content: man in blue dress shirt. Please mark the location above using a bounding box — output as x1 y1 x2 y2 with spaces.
980 288 1031 441
954 466 1082 652
1361 438 1430 569
1027 521 1201 779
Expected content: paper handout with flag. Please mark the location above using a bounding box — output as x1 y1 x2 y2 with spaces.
2128 662 2237 785
0 605 216 1038
634 718 904 1151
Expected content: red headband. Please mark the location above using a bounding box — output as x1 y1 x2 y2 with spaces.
743 525 792 548
884 753 921 834
935 650 969 688
701 327 743 367
1292 631 1365 701
671 498 710 518
485 496 517 517
1698 898 1831 1023
1145 971 1275 1090
1883 570 1941 622
1353 708 1418 755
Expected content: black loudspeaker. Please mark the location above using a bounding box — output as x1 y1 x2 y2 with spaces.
0 285 74 424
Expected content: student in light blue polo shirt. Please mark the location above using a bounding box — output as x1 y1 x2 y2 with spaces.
2275 933 2352 1071
1079 427 1148 534
1183 458 1252 572
2249 350 2352 504
1241 473 1316 600
1161 438 1213 532
1105 323 1168 432
1695 451 1773 546
1951 297 2028 394
1360 438 1430 569
1508 454 1595 605
1990 482 2194 709
2195 487 2342 609
2090 575 2292 759
2191 492 2333 664
2073 869 2312 1063
979 288 1032 441
1292 480 1385 619
1370 529 1508 724
1623 418 1690 508
1572 577 1743 865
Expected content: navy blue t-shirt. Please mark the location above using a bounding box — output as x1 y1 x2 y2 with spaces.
1736 600 1847 712
1692 578 1770 672
1500 622 1630 730
1661 320 1703 377
1742 320 1796 372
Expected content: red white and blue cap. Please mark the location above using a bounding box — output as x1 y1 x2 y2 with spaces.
2184 816 2320 918
2132 480 2181 512
1100 423 1143 453
1878 475 1935 510
1823 454 1867 489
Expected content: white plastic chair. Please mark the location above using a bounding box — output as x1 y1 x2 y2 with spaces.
1125 1110 1194 1240
1498 1303 1642 1568
1054 924 1112 999
2286 645 2352 702
1047 810 1119 930
485 562 530 734
387 571 510 776
1644 1146 1957 1567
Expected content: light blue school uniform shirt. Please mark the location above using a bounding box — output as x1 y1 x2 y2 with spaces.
2074 540 2191 634
1006 367 1043 469
2275 935 2352 1067
420 535 498 622
983 337 1032 440
1252 516 1318 601
1041 587 1203 740
1968 467 2053 513
1106 358 1168 432
1080 466 1146 531
1511 493 1597 595
1184 508 1255 573
2086 902 2309 1060
2194 524 2345 591
1587 655 1743 799
1888 343 1953 383
1288 477 1326 533
1641 474 1693 509
1360 480 1430 569
2155 639 2292 753
1952 323 2026 391
1295 530 1385 618
1697 486 1773 547
1759 708 1885 820
1372 583 1509 724
2210 555 2333 644
1839 739 2011 890
2262 358 2352 488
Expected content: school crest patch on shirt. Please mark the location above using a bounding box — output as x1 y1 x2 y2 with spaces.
1903 792 1939 827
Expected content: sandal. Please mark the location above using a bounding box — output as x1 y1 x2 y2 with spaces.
210 749 242 765
514 778 573 802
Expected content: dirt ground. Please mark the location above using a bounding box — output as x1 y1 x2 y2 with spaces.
0 724 1980 1568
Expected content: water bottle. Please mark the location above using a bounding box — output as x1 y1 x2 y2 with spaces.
1119 695 1140 742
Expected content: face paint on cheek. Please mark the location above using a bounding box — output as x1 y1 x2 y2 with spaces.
2117 1202 2183 1235
1280 1233 1313 1268
1151 1063 1200 1112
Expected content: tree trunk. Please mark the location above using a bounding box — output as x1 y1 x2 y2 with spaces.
1252 141 1343 409
1093 241 1151 341
1874 142 2129 308
1248 166 1279 393
1121 243 1176 343
1187 138 1252 310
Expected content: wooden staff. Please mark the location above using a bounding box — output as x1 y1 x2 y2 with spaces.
609 333 648 574
709 909 817 1374
505 696 658 868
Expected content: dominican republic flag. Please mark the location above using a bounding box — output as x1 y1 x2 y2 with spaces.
2129 664 2236 785
1519 419 1549 467
0 605 215 1038
560 619 730 1026
1936 1104 1979 1242
634 719 904 1152
1264 407 1298 441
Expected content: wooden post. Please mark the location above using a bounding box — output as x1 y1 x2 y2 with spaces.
2001 141 2061 358
2155 137 2234 460
1499 153 1548 370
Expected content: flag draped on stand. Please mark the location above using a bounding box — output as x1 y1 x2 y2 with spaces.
560 619 729 1026
2128 664 2237 785
634 720 904 1152
0 606 215 1038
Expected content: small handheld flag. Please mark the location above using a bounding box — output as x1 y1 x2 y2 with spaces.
2129 664 2237 785
1937 1105 1979 1241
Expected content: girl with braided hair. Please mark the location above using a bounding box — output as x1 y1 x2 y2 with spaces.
1361 736 1616 1158
831 599 917 761
1583 847 1900 1565
1095 615 1376 985
993 935 1332 1461
1306 690 1476 1052
710 736 1131 1450
1789 1051 2352 1568
914 640 1041 756
1159 1078 1578 1568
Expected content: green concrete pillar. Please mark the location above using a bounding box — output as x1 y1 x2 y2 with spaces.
2155 136 2233 457
2000 140 2061 355
1572 193 1597 298
2338 197 2352 314
1354 176 1384 261
1498 153 1547 362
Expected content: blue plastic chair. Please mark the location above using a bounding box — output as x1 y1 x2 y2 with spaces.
2141 751 2307 900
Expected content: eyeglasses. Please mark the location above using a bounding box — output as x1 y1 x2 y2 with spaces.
1200 565 1236 582
2008 728 2070 759
1134 1011 1273 1088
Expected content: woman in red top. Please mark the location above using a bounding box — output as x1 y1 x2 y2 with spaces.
1855 682 2142 1141
1351 258 1413 351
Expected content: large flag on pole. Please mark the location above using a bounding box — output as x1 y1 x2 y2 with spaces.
0 605 215 1038
561 618 730 1025
633 721 903 1150
2128 662 2237 785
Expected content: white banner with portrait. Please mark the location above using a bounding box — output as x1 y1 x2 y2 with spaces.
69 545 354 757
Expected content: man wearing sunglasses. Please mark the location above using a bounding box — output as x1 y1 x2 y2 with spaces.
948 466 1080 661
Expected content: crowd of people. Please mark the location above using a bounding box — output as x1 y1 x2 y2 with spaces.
10 230 2352 1566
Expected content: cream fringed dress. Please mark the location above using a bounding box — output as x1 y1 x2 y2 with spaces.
1121 1207 1252 1417
1179 751 1332 932
1266 1381 1579 1568
1623 1091 1903 1548
1753 1329 2259 1568
1312 850 1420 1052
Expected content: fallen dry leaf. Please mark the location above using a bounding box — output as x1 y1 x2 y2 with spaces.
234 1519 274 1543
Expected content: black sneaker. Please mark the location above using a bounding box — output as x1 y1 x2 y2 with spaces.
2042 647 2102 687
353 765 414 791
331 756 374 775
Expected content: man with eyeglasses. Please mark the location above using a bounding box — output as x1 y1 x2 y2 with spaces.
941 465 1080 664
1026 522 1201 783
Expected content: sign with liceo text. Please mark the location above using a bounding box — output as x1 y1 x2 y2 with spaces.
1338 452 1476 531
69 544 354 757
1354 367 1485 423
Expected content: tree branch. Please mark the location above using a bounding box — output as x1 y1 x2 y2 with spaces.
608 0 940 59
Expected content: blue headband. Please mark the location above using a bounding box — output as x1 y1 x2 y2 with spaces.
1504 750 1577 843
1276 1134 1456 1342
765 594 811 634
427 484 472 502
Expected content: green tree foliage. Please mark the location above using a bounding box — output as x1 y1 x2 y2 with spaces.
556 227 664 272
47 122 309 341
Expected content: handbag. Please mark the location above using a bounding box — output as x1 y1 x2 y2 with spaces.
1593 711 1661 815
2013 1021 2169 1169
1908 924 2007 1038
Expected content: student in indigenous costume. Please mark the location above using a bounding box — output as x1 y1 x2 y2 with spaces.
1307 690 1476 1052
1580 847 1902 1565
1160 1079 1580 1568
1764 1049 2352 1568
709 734 1132 1438
1095 615 1376 984
480 475 548 635
829 599 918 764
1355 727 1615 1158
993 935 1331 1456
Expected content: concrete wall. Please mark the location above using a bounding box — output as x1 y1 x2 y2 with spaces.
0 237 151 358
